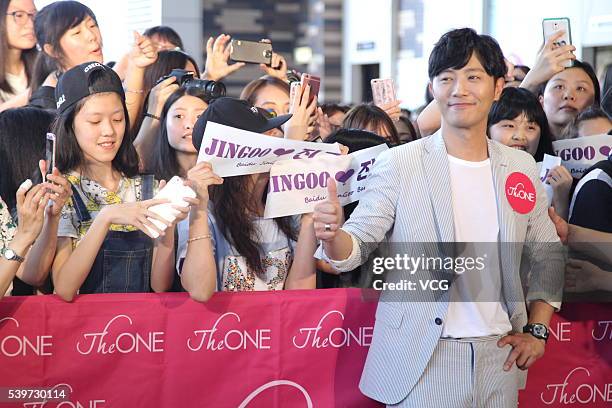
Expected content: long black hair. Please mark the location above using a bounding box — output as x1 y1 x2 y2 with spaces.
0 107 54 211
0 0 38 95
53 69 138 177
209 175 298 275
488 87 554 162
148 86 207 180
31 1 98 91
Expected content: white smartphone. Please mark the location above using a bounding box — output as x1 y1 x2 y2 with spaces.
542 18 572 68
371 78 396 106
145 176 196 239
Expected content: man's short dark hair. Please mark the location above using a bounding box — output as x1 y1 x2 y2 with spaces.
428 28 506 81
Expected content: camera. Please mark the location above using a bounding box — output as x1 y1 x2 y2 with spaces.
158 69 226 101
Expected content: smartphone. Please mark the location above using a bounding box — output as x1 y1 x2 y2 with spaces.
300 73 321 104
371 78 396 106
230 40 273 65
146 176 196 239
45 132 56 177
542 18 572 68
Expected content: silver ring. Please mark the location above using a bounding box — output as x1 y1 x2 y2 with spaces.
324 223 332 232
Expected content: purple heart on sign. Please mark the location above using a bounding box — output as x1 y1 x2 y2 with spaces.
273 148 295 156
600 146 611 157
335 169 355 183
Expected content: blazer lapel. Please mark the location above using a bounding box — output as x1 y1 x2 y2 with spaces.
488 139 511 243
422 131 455 243
488 140 523 321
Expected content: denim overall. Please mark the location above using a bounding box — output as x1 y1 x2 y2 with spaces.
69 175 154 294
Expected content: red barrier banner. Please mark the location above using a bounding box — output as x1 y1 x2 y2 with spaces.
0 289 610 408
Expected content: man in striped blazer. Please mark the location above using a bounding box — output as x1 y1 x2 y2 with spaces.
314 28 564 407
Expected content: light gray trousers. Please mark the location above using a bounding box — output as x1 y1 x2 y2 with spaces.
388 335 519 408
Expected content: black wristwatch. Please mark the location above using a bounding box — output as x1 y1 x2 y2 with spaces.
1 247 25 263
523 323 549 342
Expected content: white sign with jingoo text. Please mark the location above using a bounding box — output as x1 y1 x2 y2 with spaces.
552 134 612 179
264 144 389 218
196 122 342 177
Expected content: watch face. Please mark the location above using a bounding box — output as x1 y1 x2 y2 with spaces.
532 324 548 338
4 248 15 259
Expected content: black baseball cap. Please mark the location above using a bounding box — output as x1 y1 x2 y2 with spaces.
55 61 125 114
192 97 292 151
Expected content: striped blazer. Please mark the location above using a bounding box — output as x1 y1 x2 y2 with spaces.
325 130 565 404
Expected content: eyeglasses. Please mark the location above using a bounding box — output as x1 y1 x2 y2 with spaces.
6 10 36 25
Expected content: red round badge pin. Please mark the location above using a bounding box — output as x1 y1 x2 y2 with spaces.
505 172 536 214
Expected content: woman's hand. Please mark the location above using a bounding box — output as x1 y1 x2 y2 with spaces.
315 107 335 140
520 30 576 92
283 83 317 141
259 39 288 81
186 162 224 207
377 100 402 122
15 183 49 244
38 162 72 218
98 198 173 238
547 165 573 220
548 207 568 244
565 258 611 293
128 31 158 69
147 76 179 118
203 34 245 81
155 180 198 227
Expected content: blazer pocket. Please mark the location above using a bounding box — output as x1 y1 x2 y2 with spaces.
375 303 405 329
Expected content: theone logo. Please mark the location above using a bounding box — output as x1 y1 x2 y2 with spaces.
187 312 272 352
505 172 536 214
76 315 164 355
540 367 612 404
592 320 612 341
0 317 53 357
292 310 373 349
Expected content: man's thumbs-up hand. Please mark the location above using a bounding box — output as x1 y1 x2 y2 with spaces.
313 177 344 242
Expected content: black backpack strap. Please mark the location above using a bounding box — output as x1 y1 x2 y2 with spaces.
140 174 155 200
70 184 91 222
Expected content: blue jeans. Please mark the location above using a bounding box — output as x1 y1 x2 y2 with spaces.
70 175 155 294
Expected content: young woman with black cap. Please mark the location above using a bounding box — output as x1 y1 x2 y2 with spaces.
175 97 317 301
26 62 194 301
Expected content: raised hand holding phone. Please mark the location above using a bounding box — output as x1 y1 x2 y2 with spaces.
371 78 401 121
542 18 573 68
229 39 273 65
